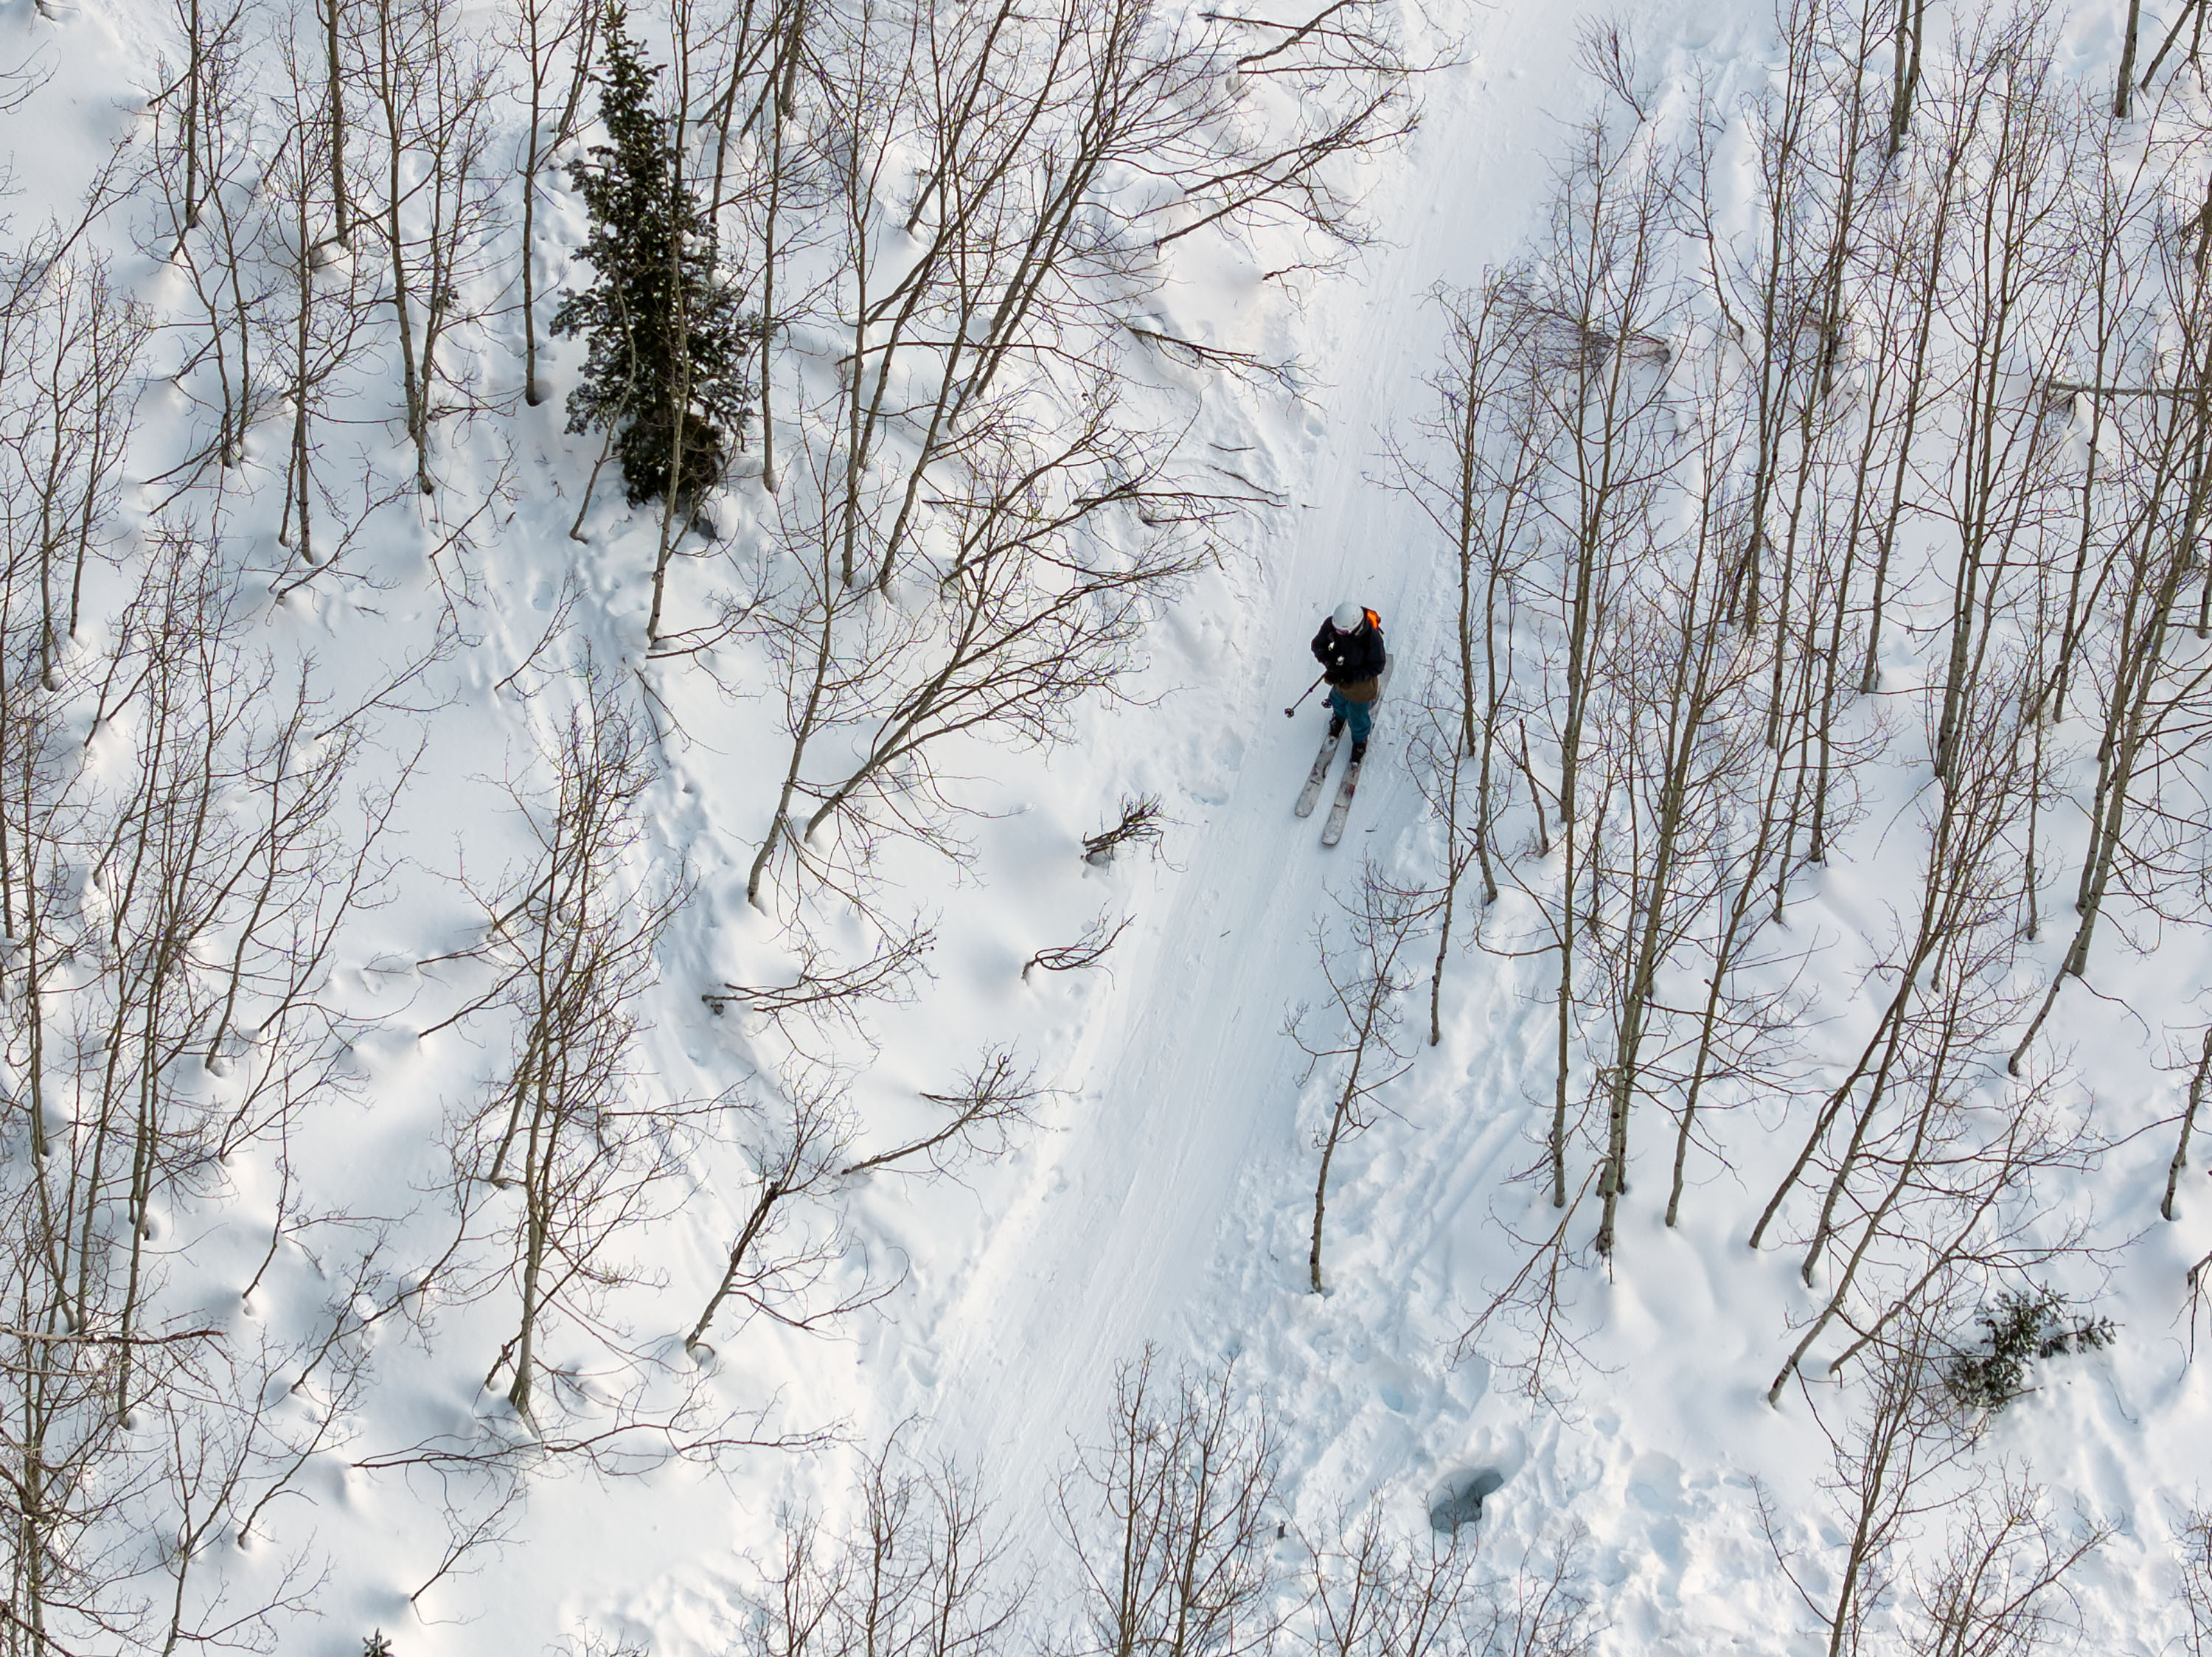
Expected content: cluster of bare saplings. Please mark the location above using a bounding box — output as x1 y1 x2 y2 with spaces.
718 1350 2212 1657
1268 4 2212 1641
0 0 1420 1638
717 1352 1600 1657
1270 0 2212 1636
1331 0 2212 1373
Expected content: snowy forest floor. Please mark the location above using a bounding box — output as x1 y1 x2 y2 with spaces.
4 0 2212 1648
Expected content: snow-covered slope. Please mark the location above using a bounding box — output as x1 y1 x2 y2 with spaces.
4 0 2212 1650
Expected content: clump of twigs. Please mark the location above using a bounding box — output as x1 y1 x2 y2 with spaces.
702 928 934 1024
1023 911 1134 981
843 1046 1052 1176
1083 793 1166 865
1944 1288 2115 1413
2179 1508 2212 1647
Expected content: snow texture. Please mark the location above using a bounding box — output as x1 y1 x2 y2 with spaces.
0 0 2208 1650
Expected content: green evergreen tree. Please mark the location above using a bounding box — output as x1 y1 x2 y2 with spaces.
551 2 754 505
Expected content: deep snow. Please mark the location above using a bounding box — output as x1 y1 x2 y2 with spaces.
4 0 2212 1649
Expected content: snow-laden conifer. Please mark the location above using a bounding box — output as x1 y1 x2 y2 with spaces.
552 1 754 504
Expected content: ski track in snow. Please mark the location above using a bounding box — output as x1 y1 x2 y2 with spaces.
895 0 1706 1539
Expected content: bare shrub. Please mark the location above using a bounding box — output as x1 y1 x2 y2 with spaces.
1054 1349 1282 1657
1083 794 1166 865
1290 863 1425 1293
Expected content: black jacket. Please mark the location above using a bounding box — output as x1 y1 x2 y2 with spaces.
1311 615 1386 687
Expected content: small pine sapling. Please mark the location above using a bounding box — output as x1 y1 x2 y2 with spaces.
1944 1287 2115 1413
364 1635 395 1657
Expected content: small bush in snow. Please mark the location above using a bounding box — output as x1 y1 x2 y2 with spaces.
363 1634 394 1657
2180 1510 2212 1647
1944 1288 2114 1413
1082 793 1166 865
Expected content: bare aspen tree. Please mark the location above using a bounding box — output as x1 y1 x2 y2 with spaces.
1905 1474 2109 1654
742 414 1221 906
1586 359 1767 1257
1768 1313 2034 1654
2167 1030 2212 1221
748 1 797 494
1854 40 1978 694
1764 1325 1938 1654
1395 281 1545 1041
321 0 352 243
359 0 504 493
146 10 269 476
1749 660 2038 1251
1407 701 1480 1048
268 22 380 570
1054 1350 1282 1657
737 1445 1020 1657
2117 0 2145 118
1301 1509 1599 1657
2180 1510 2212 1655
154 0 253 251
684 1069 886 1352
847 1047 1050 1175
1303 1509 1477 1657
502 0 595 406
1767 1313 2109 1656
2038 117 2161 729
1889 0 1928 153
1924 22 2078 788
1498 106 1680 1210
445 673 686 1427
1290 866 1424 1293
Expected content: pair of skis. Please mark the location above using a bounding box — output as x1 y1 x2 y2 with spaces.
1293 729 1363 846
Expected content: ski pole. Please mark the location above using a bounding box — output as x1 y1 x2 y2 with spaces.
1284 673 1326 718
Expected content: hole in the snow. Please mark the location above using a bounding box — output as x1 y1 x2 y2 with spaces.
1427 1467 1506 1535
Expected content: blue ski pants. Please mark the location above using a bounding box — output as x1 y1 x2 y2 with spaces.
1327 688 1374 743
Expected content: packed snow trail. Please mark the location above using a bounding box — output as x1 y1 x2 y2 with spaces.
898 8 1625 1499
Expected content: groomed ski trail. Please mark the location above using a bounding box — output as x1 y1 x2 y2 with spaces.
900 10 1618 1503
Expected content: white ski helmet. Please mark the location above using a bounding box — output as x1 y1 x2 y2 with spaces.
1331 601 1366 632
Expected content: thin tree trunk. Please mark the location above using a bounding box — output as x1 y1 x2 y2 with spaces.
2165 1030 2212 1220
688 1180 784 1347
2116 0 2146 118
324 0 350 243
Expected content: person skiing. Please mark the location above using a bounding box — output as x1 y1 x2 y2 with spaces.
1310 602 1385 762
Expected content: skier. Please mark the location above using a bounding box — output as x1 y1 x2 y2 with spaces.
1310 602 1386 762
